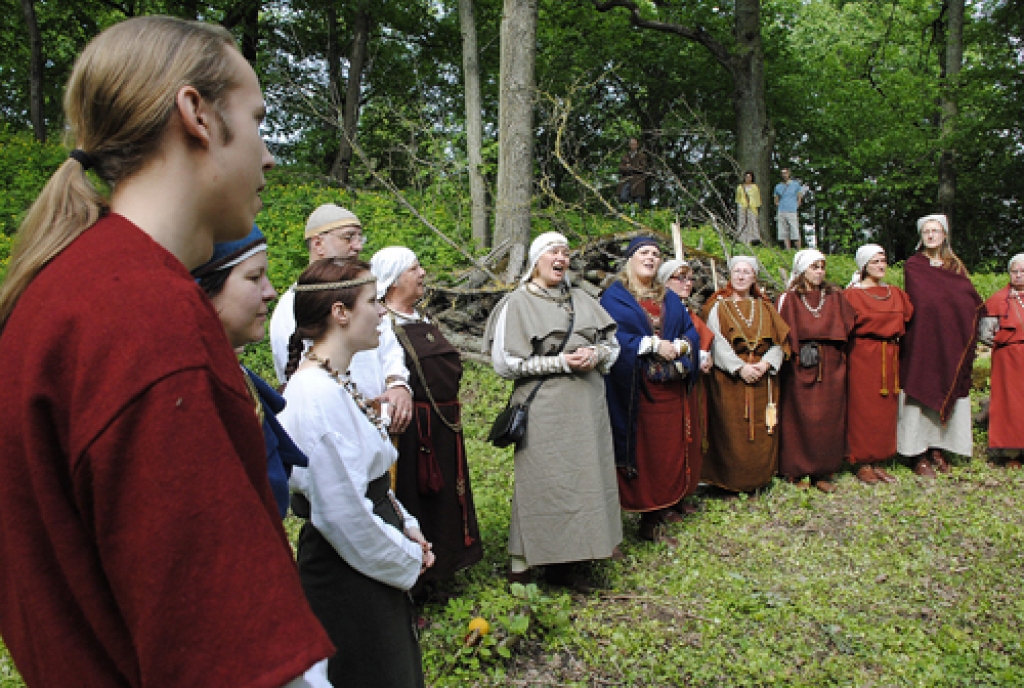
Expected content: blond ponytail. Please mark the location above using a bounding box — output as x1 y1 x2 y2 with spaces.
0 16 237 333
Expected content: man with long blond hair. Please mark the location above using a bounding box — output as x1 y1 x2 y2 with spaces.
0 17 333 688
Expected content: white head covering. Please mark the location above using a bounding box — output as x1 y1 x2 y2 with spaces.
1009 253 1024 273
848 243 885 287
522 232 570 284
370 246 418 300
915 213 949 250
728 255 758 275
656 259 688 285
788 249 825 287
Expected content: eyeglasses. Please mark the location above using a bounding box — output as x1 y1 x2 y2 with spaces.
668 274 693 282
326 228 365 244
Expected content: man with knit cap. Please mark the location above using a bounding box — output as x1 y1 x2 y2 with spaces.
270 203 413 433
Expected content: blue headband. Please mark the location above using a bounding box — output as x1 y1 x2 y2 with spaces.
193 224 267 279
625 235 659 259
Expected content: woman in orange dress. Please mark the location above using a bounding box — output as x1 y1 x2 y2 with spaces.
980 253 1024 467
843 244 913 484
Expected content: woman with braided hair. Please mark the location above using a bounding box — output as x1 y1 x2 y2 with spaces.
281 258 432 688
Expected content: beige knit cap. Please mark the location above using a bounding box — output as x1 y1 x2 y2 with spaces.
304 204 362 239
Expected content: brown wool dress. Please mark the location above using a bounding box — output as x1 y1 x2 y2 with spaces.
844 285 914 463
392 315 483 584
701 296 791 492
776 288 856 479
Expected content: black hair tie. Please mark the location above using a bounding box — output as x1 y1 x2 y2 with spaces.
69 149 95 171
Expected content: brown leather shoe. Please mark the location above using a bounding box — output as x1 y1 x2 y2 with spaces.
872 466 899 484
856 465 879 485
610 545 625 561
913 458 937 478
787 476 810 489
639 522 679 548
814 479 836 493
661 509 684 524
930 449 952 474
1007 459 1023 470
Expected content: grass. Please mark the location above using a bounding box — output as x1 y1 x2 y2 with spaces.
2 362 1022 686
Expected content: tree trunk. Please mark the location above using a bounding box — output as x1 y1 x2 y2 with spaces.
732 0 773 244
20 0 44 143
495 0 538 280
240 0 260 65
459 0 489 247
937 0 964 224
333 5 370 185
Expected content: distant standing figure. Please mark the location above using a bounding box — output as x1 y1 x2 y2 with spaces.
897 214 983 476
776 250 855 492
618 137 649 207
978 253 1024 468
774 168 803 250
844 244 913 484
735 171 762 244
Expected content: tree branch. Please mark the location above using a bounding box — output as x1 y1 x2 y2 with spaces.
591 0 734 72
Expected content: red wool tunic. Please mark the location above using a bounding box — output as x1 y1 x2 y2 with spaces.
986 286 1024 449
0 214 333 688
843 285 914 463
617 299 695 511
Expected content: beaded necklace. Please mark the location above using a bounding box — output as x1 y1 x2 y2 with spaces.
722 297 764 352
1011 289 1024 327
799 289 826 318
306 351 389 440
729 296 757 328
857 282 892 301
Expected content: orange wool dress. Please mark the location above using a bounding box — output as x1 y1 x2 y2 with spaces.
843 285 914 463
986 286 1024 450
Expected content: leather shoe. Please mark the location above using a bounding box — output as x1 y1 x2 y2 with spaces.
639 522 679 548
930 449 952 474
814 479 836 493
507 569 532 585
913 458 937 478
872 466 898 484
856 465 879 485
1006 459 1023 470
787 476 810 489
610 545 625 561
661 509 684 524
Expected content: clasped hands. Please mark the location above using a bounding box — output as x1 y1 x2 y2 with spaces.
564 346 600 373
405 526 435 574
739 360 770 384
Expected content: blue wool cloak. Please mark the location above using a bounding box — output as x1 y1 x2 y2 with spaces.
600 281 699 475
245 368 309 519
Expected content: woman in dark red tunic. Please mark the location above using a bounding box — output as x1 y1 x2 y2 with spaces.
843 244 914 484
777 250 855 492
658 259 715 513
980 253 1024 467
371 247 483 588
602 238 700 545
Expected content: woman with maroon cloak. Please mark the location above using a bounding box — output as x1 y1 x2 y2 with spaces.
777 250 855 492
979 253 1024 468
844 244 914 484
897 214 984 476
658 259 715 513
602 238 700 545
371 247 483 590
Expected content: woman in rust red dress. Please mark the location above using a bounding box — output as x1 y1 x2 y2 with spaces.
700 256 791 494
777 250 855 492
980 253 1024 467
602 238 700 544
658 258 714 513
844 244 913 484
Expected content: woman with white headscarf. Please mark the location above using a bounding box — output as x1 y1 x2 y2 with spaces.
776 250 855 492
843 244 914 484
700 255 791 493
978 253 1024 468
897 214 983 477
602 238 701 545
483 233 623 587
371 247 483 590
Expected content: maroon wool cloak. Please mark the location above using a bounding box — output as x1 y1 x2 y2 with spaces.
900 253 983 422
777 288 856 479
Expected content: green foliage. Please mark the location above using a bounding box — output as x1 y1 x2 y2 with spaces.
0 127 66 236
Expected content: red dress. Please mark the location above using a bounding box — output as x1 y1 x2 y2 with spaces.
617 299 695 511
986 286 1024 449
844 285 914 463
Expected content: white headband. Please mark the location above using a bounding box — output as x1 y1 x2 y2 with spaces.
848 243 885 287
728 255 758 274
1009 253 1024 273
915 214 949 250
657 259 688 285
788 249 825 287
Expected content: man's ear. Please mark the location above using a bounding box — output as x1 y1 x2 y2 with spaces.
176 85 213 148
